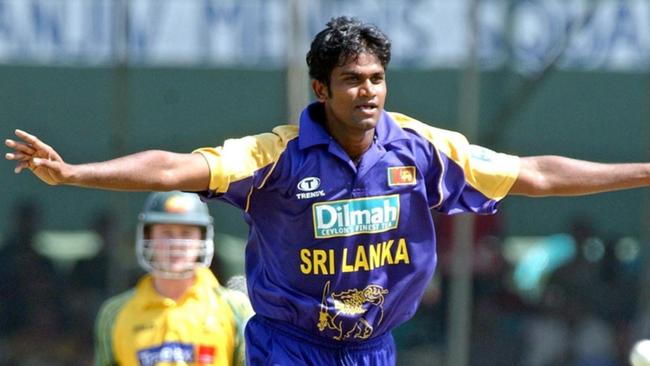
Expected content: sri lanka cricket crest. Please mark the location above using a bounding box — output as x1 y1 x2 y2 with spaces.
317 280 389 341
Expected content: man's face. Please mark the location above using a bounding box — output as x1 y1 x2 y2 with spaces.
314 52 387 134
149 223 203 274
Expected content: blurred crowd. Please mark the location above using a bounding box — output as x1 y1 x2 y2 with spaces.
0 200 111 365
0 198 648 366
394 214 648 366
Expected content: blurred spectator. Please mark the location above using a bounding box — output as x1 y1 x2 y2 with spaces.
65 209 119 365
434 212 505 276
70 209 116 296
0 199 71 365
393 276 445 365
469 235 527 366
394 212 526 365
522 217 618 366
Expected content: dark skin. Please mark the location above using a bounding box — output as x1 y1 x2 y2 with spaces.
4 52 650 196
312 52 386 162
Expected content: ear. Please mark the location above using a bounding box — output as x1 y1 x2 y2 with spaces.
312 79 329 102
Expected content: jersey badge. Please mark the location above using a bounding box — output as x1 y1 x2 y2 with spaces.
296 176 326 200
164 195 194 213
197 345 216 364
387 166 416 186
317 281 389 341
312 195 400 238
137 342 194 366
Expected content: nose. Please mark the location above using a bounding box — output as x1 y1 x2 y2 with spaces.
359 79 375 97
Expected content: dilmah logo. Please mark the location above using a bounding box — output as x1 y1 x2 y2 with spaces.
296 177 325 199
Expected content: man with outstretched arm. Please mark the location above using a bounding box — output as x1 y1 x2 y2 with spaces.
6 16 650 366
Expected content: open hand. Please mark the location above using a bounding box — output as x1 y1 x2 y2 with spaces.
5 129 70 185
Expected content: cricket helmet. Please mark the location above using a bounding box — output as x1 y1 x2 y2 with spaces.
136 191 214 279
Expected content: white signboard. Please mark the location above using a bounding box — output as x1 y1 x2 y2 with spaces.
0 0 648 72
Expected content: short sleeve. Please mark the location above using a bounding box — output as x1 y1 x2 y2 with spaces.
432 135 520 214
192 126 298 210
390 112 520 214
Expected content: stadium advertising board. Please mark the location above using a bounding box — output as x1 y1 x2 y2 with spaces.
0 0 647 73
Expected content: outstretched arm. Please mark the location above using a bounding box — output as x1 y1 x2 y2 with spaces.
510 155 650 197
5 129 210 191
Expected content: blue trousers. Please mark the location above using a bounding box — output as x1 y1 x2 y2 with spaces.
245 315 396 366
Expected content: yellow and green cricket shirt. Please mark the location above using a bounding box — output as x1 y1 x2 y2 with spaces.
94 268 252 366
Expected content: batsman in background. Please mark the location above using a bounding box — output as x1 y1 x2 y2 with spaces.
6 16 650 365
94 191 253 366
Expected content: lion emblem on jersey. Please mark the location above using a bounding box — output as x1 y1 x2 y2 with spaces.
317 281 389 341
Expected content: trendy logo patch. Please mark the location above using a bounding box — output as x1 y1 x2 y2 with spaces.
312 195 400 238
387 166 416 186
298 177 321 191
296 176 326 200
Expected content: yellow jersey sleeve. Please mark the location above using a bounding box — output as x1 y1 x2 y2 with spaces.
193 126 299 194
390 112 520 213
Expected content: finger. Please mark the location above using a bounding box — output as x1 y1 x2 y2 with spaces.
5 139 36 155
32 157 60 170
14 161 29 174
5 152 31 161
15 130 62 162
14 129 53 152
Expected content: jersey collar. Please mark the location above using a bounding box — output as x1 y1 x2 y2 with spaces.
137 267 219 309
298 102 409 150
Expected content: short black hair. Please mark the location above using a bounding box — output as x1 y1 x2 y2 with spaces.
306 16 391 87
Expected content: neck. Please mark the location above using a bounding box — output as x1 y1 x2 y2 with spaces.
337 131 374 162
152 273 196 300
323 115 375 162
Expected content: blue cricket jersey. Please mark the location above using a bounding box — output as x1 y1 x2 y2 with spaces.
195 102 519 343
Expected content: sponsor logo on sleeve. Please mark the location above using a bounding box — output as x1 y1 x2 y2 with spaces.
312 195 400 238
469 145 497 162
387 166 416 186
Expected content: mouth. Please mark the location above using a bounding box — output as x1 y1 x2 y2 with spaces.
356 102 378 115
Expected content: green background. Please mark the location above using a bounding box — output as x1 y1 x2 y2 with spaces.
1 66 648 243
